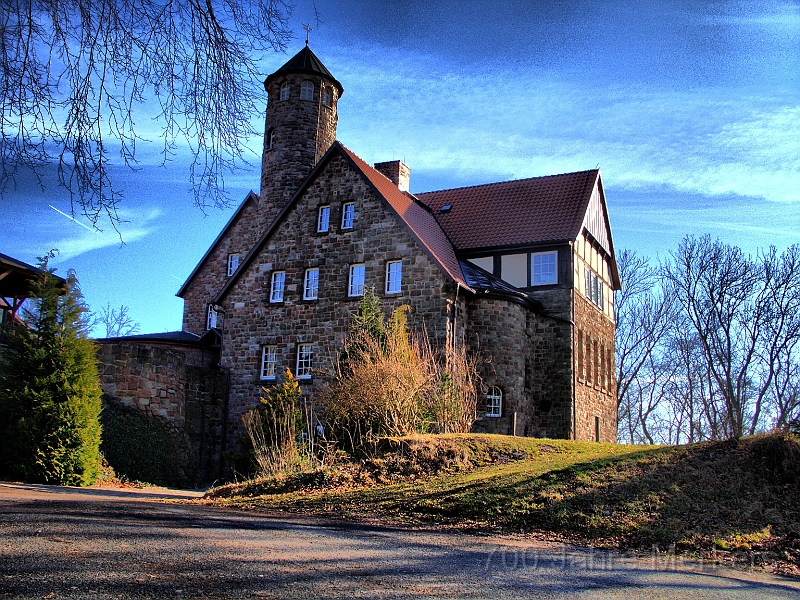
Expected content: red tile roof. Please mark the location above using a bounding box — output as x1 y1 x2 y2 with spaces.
338 144 471 291
416 170 599 251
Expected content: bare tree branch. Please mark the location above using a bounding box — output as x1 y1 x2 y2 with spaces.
1 0 293 231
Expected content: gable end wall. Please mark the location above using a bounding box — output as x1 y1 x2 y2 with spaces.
218 154 455 447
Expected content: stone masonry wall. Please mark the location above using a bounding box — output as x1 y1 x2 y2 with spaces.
97 341 228 483
260 72 339 228
467 297 573 439
467 298 526 435
219 153 453 448
573 293 617 442
181 197 263 335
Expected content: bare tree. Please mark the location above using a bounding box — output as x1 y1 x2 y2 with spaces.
662 237 800 438
93 303 140 338
1 0 292 229
614 249 675 442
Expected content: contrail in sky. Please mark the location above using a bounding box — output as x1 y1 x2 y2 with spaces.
48 205 101 234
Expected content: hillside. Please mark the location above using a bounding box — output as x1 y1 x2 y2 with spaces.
204 433 800 575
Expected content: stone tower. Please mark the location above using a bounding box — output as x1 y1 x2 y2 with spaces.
260 45 343 228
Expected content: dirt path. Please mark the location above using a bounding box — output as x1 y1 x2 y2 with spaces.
1 482 798 599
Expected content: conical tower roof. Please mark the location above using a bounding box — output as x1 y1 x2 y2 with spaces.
264 45 343 96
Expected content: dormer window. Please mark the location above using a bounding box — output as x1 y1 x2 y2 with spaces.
323 87 332 106
280 82 290 101
300 81 314 101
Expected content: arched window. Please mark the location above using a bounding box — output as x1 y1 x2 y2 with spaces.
280 82 290 101
300 80 314 101
486 386 502 417
323 86 332 106
268 128 276 149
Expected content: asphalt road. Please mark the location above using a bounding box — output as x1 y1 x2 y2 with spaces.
1 482 799 599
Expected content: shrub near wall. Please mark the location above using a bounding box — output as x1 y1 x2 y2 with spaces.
100 396 200 488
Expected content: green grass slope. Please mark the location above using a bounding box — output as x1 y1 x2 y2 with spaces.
204 433 800 574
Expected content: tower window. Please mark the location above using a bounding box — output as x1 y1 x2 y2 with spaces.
268 128 276 149
280 82 290 101
300 81 314 101
323 87 332 106
486 387 502 417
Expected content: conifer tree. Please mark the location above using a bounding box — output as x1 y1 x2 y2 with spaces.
0 254 102 485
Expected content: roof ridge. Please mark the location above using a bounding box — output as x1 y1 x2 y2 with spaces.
416 168 599 196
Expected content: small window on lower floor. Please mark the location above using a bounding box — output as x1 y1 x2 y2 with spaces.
486 386 502 417
206 304 218 330
261 345 277 380
386 260 402 294
296 343 313 379
349 263 365 297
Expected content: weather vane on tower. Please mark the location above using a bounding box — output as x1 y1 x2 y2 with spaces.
303 23 312 46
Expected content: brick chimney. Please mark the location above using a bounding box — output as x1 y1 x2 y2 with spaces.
374 160 410 192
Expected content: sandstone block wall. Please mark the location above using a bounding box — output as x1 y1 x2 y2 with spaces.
97 341 228 483
219 154 453 448
181 197 263 335
260 72 339 227
467 297 573 438
573 293 617 442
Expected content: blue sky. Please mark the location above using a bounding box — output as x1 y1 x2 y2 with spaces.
3 0 799 335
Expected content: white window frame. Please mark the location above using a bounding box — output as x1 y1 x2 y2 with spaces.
304 268 319 300
317 205 331 233
300 80 314 101
584 267 604 310
385 261 402 294
268 128 276 149
531 251 557 285
296 343 313 379
270 271 286 303
486 386 502 417
348 264 365 297
323 86 332 106
206 304 218 330
227 253 240 277
260 345 278 380
280 82 290 101
341 202 355 229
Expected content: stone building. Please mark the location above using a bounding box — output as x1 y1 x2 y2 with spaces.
176 44 621 447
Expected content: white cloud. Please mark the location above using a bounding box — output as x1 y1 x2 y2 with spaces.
326 45 800 204
49 208 163 261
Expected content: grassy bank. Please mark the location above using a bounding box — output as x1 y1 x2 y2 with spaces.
204 433 800 575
